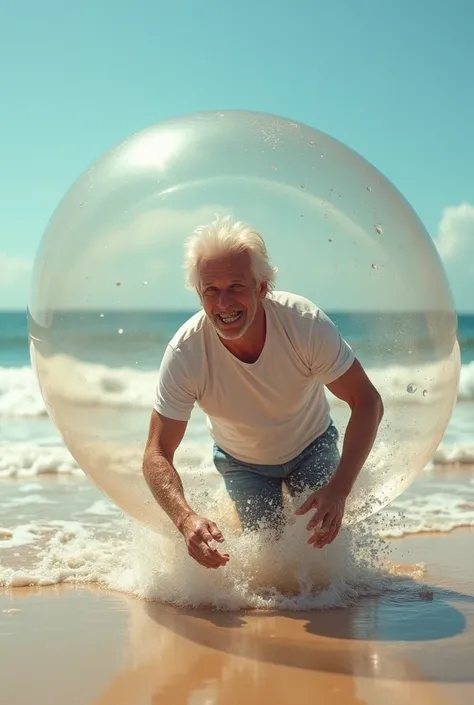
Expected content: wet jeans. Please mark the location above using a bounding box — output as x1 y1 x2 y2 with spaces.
213 422 340 531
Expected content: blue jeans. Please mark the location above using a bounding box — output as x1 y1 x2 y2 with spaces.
213 423 340 531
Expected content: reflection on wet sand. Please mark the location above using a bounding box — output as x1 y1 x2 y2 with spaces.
91 569 474 705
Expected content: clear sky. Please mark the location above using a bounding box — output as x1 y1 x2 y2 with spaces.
1 0 473 312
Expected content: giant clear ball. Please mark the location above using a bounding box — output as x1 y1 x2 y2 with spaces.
28 110 460 531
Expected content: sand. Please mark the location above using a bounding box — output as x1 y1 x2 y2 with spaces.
1 528 473 705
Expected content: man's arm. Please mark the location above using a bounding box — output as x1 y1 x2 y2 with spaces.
142 410 229 569
325 358 384 497
142 410 193 530
295 358 383 547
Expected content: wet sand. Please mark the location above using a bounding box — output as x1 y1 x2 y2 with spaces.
1 529 474 705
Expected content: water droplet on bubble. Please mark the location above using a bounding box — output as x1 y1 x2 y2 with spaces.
115 281 121 287
142 280 148 286
371 263 378 270
422 389 428 397
99 313 104 318
118 328 124 335
366 186 372 192
407 383 417 394
375 224 383 235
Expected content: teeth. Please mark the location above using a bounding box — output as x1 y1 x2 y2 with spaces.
219 312 241 323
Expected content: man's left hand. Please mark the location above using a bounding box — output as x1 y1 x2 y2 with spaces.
294 482 347 548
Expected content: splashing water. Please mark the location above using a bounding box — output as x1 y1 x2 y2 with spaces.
0 476 403 611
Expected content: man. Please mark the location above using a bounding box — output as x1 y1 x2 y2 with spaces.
143 216 383 570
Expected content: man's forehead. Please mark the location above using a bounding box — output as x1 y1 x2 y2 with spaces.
199 251 251 276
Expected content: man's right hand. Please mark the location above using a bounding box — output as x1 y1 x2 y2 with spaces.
179 513 230 569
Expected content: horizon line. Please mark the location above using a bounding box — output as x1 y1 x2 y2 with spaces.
1 307 473 315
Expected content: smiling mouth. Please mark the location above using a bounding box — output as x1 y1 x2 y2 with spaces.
217 312 243 324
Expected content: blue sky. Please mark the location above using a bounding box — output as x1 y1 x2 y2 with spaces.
1 0 473 311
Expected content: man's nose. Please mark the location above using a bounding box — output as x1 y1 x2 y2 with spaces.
216 289 233 308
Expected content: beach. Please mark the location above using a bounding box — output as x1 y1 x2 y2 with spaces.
2 525 474 705
1 309 474 703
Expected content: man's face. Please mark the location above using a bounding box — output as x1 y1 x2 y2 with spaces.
197 250 267 341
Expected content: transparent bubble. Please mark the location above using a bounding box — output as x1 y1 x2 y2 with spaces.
28 110 460 531
406 384 418 394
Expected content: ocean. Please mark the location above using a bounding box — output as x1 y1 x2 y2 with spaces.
1 309 474 609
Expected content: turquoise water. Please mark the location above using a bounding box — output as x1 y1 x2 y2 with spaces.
3 309 473 368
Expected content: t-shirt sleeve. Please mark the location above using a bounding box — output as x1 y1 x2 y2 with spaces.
154 345 196 421
308 310 355 384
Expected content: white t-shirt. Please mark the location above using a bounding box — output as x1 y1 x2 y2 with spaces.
154 291 354 465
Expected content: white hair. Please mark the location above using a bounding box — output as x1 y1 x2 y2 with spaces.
183 215 278 292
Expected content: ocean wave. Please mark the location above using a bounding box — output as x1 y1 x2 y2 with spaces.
0 361 156 417
433 444 474 465
0 366 48 417
1 356 472 418
380 488 474 537
0 442 81 479
1 436 472 486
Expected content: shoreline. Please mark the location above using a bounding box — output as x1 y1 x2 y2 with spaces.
1 528 474 704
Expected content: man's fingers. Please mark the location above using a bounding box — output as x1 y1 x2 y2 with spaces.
198 529 215 546
327 518 342 545
188 542 225 568
194 530 229 559
208 522 224 542
306 507 329 531
195 538 221 562
321 510 337 530
294 494 318 516
309 516 342 548
321 514 341 544
188 544 217 569
187 533 229 568
308 526 327 544
189 528 218 553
